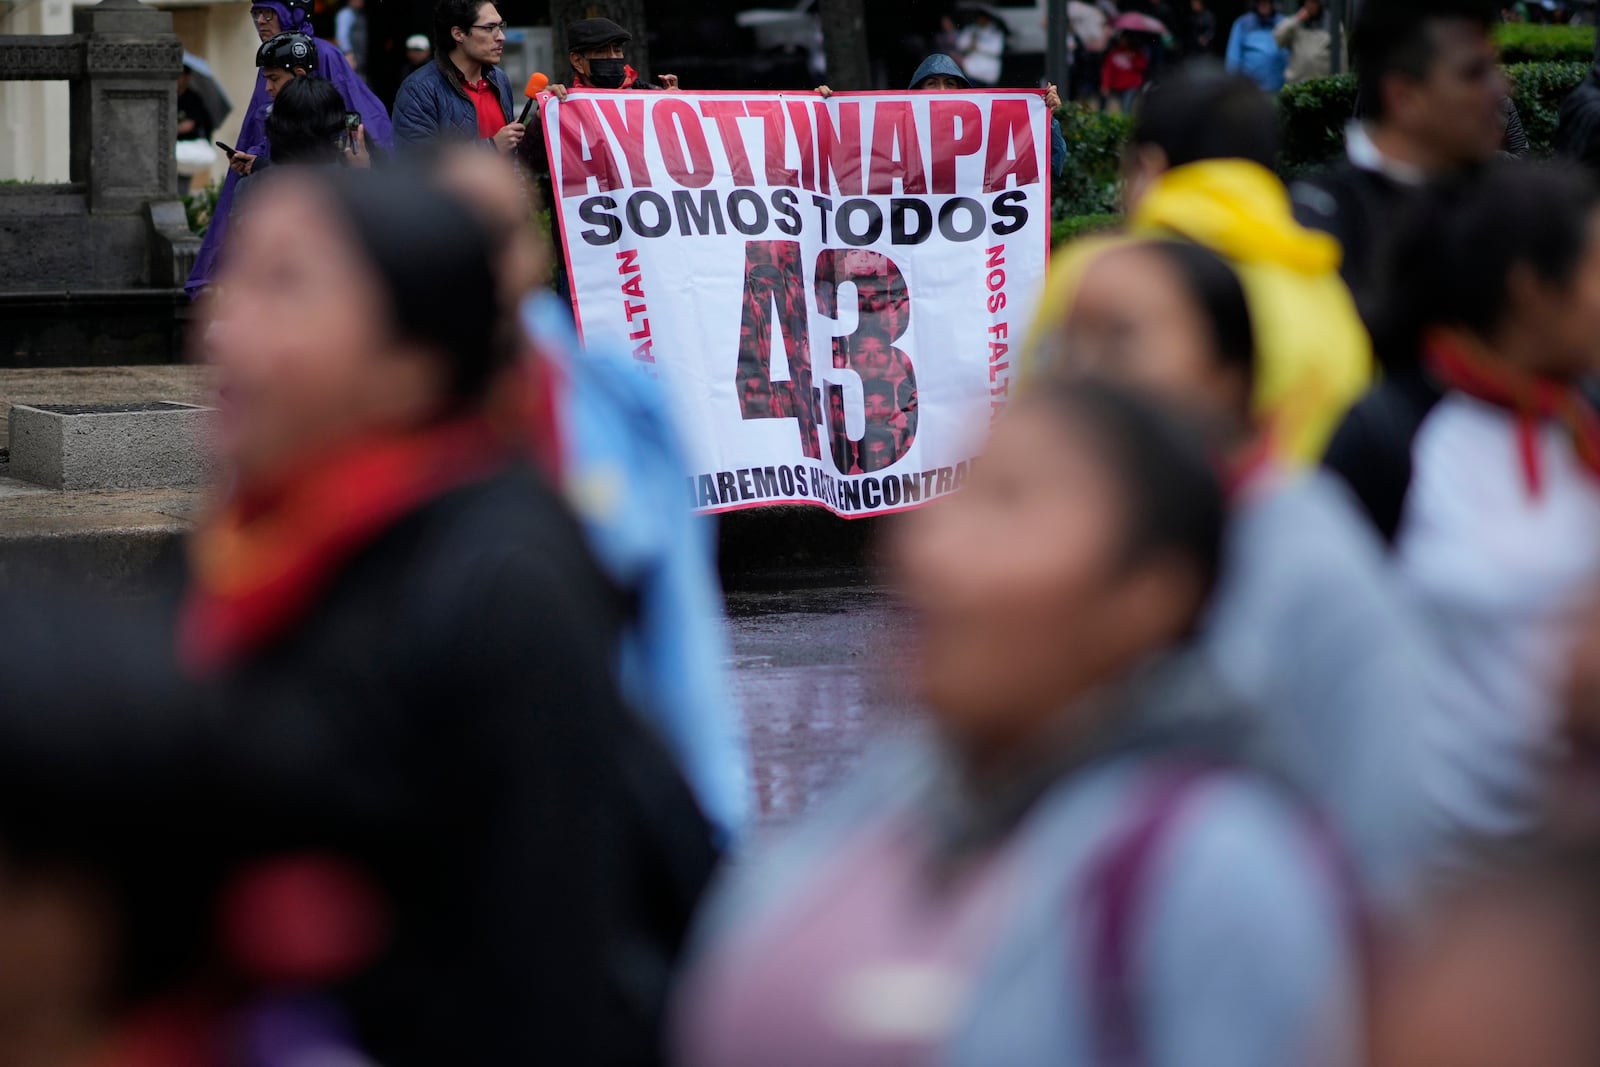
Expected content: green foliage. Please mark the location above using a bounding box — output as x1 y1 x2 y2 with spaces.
1052 105 1133 218
1272 62 1588 174
1052 213 1122 246
1276 72 1358 174
184 180 221 237
1507 60 1589 155
1051 61 1588 197
1494 23 1595 64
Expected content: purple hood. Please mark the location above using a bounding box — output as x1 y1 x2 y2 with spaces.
185 4 394 295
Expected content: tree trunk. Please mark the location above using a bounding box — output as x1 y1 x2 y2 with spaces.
818 0 870 91
548 0 652 83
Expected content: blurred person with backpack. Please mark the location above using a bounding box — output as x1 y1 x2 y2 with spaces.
673 379 1361 1067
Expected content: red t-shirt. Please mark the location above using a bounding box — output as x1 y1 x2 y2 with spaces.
1101 45 1149 93
463 75 504 140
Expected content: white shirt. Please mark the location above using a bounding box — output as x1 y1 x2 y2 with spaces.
1397 395 1600 846
1344 123 1427 187
956 24 1005 86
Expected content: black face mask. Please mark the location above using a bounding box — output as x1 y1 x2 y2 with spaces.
586 57 627 88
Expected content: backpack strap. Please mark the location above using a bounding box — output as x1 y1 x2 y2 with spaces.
1084 763 1220 1067
1082 763 1368 1067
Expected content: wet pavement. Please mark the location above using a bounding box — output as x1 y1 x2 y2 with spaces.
725 582 926 826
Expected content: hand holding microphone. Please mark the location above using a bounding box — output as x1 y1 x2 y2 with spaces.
494 73 548 155
517 71 550 125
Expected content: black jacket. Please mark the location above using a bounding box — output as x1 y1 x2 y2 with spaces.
1292 162 1424 343
1320 369 1444 545
0 464 715 1064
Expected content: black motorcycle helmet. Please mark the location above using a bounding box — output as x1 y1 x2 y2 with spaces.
256 31 318 73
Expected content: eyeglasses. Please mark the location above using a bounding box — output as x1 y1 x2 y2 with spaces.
470 20 508 35
251 10 278 21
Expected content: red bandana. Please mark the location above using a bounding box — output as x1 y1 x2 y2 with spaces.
177 416 515 676
1424 328 1600 498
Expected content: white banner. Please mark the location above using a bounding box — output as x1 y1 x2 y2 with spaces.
544 88 1051 518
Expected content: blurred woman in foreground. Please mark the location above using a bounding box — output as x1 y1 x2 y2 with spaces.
0 167 714 1065
672 380 1360 1066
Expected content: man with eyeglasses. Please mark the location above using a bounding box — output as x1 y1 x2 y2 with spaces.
392 0 524 154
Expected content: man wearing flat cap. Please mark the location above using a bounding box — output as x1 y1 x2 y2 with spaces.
549 16 679 97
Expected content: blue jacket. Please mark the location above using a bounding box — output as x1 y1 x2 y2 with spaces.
392 58 514 148
1226 12 1289 93
522 292 751 844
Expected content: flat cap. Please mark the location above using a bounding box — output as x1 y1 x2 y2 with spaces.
568 16 631 51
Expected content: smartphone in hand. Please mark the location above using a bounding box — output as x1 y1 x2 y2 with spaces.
215 141 237 157
337 111 361 153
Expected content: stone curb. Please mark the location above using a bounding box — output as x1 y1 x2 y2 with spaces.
0 522 185 593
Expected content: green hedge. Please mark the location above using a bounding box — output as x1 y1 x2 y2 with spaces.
1273 61 1588 173
1054 105 1133 217
1494 23 1595 64
1051 213 1121 246
1508 60 1589 155
1277 72 1359 174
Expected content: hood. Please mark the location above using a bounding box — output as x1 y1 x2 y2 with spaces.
1132 159 1343 275
909 53 971 90
251 0 309 34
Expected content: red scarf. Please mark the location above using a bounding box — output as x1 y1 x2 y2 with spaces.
1425 328 1600 498
177 416 515 676
1219 431 1277 502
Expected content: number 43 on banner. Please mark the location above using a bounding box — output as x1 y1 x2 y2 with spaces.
735 240 919 476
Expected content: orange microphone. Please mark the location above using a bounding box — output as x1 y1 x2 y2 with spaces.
517 71 549 125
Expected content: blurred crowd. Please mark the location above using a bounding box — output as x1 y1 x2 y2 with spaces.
26 0 1600 1063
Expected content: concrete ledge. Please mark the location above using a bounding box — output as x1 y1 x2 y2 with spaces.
0 481 199 593
0 289 192 368
0 524 185 594
9 400 216 490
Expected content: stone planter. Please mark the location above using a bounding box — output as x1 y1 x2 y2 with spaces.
8 400 215 490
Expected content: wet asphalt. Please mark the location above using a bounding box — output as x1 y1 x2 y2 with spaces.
724 580 925 827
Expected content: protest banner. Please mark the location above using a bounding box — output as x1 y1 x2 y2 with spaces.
543 88 1052 518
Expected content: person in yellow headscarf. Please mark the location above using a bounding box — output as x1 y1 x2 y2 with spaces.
1027 64 1372 464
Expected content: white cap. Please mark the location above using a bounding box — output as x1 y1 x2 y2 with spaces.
405 34 430 51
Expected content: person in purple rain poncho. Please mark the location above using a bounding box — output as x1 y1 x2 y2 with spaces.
185 0 392 297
